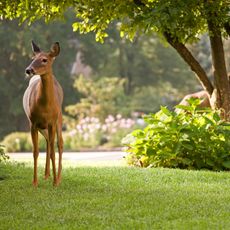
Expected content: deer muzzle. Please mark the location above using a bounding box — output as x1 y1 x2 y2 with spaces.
25 67 35 77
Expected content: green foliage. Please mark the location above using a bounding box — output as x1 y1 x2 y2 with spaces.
2 2 228 139
1 115 137 151
1 1 229 42
1 132 46 152
72 0 230 43
123 98 230 170
64 115 136 150
0 12 198 139
130 83 180 113
0 145 9 163
66 76 129 120
77 28 196 92
2 132 31 152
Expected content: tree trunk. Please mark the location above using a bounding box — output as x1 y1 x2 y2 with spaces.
207 12 230 120
164 30 230 120
164 32 214 95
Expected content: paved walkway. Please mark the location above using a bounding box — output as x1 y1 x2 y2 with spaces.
8 151 127 166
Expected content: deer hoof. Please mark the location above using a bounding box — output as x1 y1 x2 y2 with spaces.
53 179 61 187
44 174 50 180
32 180 38 187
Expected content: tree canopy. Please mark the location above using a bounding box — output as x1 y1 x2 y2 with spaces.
1 0 229 41
0 11 199 139
1 0 230 119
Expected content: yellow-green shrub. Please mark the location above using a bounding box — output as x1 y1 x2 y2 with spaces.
123 99 230 170
1 132 46 152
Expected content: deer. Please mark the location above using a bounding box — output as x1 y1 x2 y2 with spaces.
175 90 211 113
23 41 63 187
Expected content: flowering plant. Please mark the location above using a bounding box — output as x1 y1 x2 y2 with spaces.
65 114 138 149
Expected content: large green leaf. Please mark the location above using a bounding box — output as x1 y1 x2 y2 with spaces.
222 161 230 169
160 106 172 117
181 142 194 150
175 104 193 112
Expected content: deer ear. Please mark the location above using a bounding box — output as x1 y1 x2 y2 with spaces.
31 40 41 54
49 42 60 57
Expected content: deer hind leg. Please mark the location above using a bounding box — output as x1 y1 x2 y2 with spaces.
31 126 39 187
48 124 57 186
40 129 50 180
56 116 63 185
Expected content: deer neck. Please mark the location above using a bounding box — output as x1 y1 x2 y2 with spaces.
38 72 55 105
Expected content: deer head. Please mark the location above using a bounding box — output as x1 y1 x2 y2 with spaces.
25 41 60 77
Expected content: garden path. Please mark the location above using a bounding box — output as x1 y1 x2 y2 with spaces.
8 151 127 166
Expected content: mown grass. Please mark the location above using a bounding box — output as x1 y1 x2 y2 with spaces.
0 162 230 229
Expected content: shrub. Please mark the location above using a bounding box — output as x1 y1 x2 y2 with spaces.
2 115 139 152
0 145 9 163
122 98 230 170
1 132 46 152
64 115 137 150
65 76 129 120
105 116 137 147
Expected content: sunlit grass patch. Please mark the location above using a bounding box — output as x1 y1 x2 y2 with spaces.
0 163 230 229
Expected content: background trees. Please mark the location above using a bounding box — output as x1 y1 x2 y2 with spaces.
2 0 229 118
0 17 78 138
1 1 229 142
71 0 230 120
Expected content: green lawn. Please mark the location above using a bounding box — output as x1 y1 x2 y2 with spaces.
0 162 230 230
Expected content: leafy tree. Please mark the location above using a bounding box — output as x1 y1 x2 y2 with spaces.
77 27 196 94
66 76 129 120
130 83 180 113
2 0 229 119
0 10 198 139
189 35 213 79
71 0 230 121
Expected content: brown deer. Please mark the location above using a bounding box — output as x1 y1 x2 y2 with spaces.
23 41 63 186
175 90 211 113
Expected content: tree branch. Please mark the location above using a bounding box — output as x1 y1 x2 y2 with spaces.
164 32 214 95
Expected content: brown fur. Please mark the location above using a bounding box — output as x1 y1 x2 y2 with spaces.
23 41 63 186
176 90 211 113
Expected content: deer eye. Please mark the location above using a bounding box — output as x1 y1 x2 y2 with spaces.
42 58 48 63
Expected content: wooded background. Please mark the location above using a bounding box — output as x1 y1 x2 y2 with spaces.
0 6 229 139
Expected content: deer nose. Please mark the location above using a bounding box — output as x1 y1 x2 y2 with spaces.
25 68 35 76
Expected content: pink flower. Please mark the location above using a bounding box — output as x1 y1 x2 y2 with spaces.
111 128 117 133
69 130 77 136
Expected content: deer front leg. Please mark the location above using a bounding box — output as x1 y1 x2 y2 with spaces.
57 118 63 185
57 136 63 185
39 129 51 180
31 127 39 187
48 125 57 186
